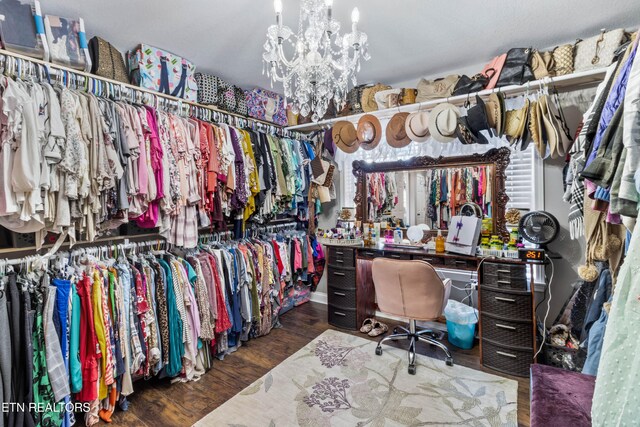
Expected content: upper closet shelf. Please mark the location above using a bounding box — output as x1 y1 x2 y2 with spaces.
286 67 608 132
0 48 284 129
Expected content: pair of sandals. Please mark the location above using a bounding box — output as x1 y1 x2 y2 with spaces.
360 318 388 337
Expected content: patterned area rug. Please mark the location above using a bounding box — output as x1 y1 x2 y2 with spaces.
194 329 518 426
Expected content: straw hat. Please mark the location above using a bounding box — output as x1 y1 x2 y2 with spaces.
361 83 391 112
428 103 460 143
385 112 411 148
333 121 360 154
404 111 431 142
357 114 383 150
485 92 505 136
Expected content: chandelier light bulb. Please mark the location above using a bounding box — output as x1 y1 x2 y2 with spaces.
274 0 283 14
351 7 360 24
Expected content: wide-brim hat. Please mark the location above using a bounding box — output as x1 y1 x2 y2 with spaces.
428 103 460 143
361 83 392 113
405 111 431 142
386 112 411 148
324 127 336 157
485 92 505 136
466 95 491 144
455 116 478 145
357 114 383 150
333 121 360 154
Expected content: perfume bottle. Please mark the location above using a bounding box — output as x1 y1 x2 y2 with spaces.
435 230 446 253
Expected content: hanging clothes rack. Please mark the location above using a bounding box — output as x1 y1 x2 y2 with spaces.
0 47 306 139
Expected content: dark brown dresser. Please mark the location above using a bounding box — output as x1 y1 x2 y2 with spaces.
479 260 537 377
326 246 375 330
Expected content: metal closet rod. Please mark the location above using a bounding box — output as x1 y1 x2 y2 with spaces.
0 236 166 266
0 47 304 137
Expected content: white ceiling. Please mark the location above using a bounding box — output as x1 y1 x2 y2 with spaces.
41 0 640 91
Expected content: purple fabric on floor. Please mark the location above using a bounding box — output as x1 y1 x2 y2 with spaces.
530 364 595 427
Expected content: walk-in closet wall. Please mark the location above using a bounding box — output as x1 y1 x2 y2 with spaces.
316 68 599 325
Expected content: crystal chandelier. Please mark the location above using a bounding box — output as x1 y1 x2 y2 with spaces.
263 0 370 122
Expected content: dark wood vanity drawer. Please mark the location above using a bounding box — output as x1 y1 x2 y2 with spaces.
383 252 411 261
481 313 533 349
328 286 357 310
327 266 356 290
483 262 528 290
328 248 356 267
444 258 477 269
328 306 358 330
480 286 532 321
411 254 444 266
481 339 534 377
357 249 383 259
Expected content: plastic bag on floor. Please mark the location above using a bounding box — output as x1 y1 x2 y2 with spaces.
444 299 478 325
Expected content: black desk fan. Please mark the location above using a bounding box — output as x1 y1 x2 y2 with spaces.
518 211 560 261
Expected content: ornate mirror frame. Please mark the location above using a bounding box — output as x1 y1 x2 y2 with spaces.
352 147 512 241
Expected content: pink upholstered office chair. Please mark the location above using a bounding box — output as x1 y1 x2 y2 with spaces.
372 258 454 374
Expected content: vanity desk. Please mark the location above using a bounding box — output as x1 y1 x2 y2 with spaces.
325 243 538 377
324 147 539 376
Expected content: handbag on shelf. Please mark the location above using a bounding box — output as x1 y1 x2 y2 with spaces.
574 28 628 72
195 72 226 106
399 88 417 105
552 44 574 76
495 48 535 87
415 75 459 102
361 83 391 112
128 44 198 101
220 83 237 113
480 54 507 90
89 36 128 83
452 74 490 96
235 87 248 116
531 50 555 79
346 84 372 114
374 88 402 109
286 105 299 125
245 88 288 125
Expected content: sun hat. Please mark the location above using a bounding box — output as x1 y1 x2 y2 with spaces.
357 114 383 150
385 112 411 148
404 111 431 142
428 103 460 143
333 121 360 154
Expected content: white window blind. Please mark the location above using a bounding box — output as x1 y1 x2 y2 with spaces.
505 145 538 212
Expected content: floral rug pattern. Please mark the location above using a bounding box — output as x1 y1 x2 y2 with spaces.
194 330 518 426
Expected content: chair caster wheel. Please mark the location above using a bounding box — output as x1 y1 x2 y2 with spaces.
445 357 454 366
408 365 416 375
375 347 382 356
393 327 398 334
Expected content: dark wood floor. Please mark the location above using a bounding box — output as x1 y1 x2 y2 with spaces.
110 301 530 427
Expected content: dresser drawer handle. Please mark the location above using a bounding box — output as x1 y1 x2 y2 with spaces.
363 252 376 257
419 258 434 262
496 350 517 358
390 255 402 259
494 296 516 303
455 260 467 264
333 311 346 317
497 269 511 274
333 292 346 297
497 280 512 285
333 272 346 277
336 251 344 255
336 259 344 263
495 323 517 331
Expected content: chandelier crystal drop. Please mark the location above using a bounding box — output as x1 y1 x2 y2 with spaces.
263 0 370 122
